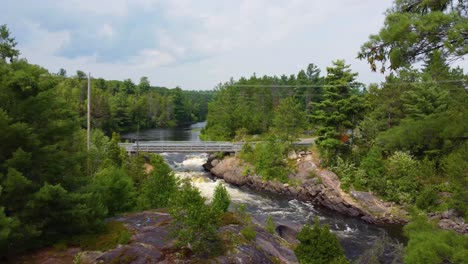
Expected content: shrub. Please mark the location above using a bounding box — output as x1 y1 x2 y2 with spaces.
170 180 222 257
415 186 438 210
384 151 420 204
242 166 250 176
137 154 178 210
404 214 468 264
211 182 231 215
92 166 136 216
253 139 290 182
265 215 275 234
294 217 348 264
241 225 256 241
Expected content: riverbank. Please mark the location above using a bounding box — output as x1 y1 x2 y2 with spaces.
204 151 409 225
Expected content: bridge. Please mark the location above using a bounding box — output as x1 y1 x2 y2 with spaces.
119 141 244 153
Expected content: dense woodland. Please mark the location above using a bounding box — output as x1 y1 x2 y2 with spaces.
0 24 216 259
56 74 213 134
0 0 467 263
201 0 468 262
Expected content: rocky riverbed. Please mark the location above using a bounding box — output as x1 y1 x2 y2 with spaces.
204 151 468 234
204 151 409 225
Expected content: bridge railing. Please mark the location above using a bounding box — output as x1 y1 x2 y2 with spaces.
119 141 243 153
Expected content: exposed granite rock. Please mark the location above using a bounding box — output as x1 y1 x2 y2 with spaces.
72 211 297 264
438 219 468 234
429 210 468 234
275 225 299 244
205 155 409 225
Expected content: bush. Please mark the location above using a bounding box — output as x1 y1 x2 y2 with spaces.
384 151 420 204
359 146 386 193
137 154 178 210
415 186 438 210
92 166 136 216
265 215 275 234
170 180 222 257
404 214 468 264
253 139 290 182
241 225 256 241
211 182 231 215
294 217 348 264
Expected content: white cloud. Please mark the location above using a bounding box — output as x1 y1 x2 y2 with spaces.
10 0 465 91
98 24 114 38
130 49 176 68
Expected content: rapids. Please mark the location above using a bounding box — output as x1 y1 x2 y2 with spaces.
164 152 402 260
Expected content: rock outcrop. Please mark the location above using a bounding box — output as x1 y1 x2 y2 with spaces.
205 153 409 225
77 211 297 263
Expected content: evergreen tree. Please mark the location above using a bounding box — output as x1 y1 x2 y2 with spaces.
0 25 20 62
294 217 348 264
358 0 468 72
272 97 307 142
310 60 366 163
211 182 231 214
138 154 178 209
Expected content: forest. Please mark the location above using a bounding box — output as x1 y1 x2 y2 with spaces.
0 0 467 263
53 70 213 134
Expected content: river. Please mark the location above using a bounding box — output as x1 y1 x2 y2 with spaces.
121 122 403 260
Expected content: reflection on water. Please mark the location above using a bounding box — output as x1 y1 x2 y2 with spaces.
121 121 206 142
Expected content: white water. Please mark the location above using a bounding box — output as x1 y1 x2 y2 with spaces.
161 152 400 259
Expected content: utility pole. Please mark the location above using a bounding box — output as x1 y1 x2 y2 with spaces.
87 72 91 151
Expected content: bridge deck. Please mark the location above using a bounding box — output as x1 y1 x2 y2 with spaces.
119 141 243 153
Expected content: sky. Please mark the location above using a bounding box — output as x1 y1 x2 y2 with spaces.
3 0 406 90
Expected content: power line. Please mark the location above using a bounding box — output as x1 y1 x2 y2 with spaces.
217 79 467 88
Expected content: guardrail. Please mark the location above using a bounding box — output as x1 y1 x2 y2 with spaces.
118 141 243 153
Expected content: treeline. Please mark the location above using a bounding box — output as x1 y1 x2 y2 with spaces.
0 24 221 258
201 63 322 141
202 0 468 260
55 71 214 134
0 53 226 258
204 55 467 214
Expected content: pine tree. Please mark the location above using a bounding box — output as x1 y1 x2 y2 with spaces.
294 217 348 264
310 60 366 163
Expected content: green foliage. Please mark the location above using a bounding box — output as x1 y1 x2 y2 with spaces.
294 217 348 264
271 97 307 142
201 65 325 141
240 225 257 241
253 139 290 182
265 215 275 234
332 157 366 192
310 60 367 164
358 0 467 72
211 182 231 215
170 180 222 257
0 24 20 62
137 154 178 210
92 166 136 216
404 214 468 264
442 142 468 217
69 221 131 251
415 186 439 211
384 151 420 204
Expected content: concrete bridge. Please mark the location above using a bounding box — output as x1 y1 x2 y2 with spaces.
119 141 244 153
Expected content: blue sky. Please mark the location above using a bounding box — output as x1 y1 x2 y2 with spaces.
2 0 436 90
